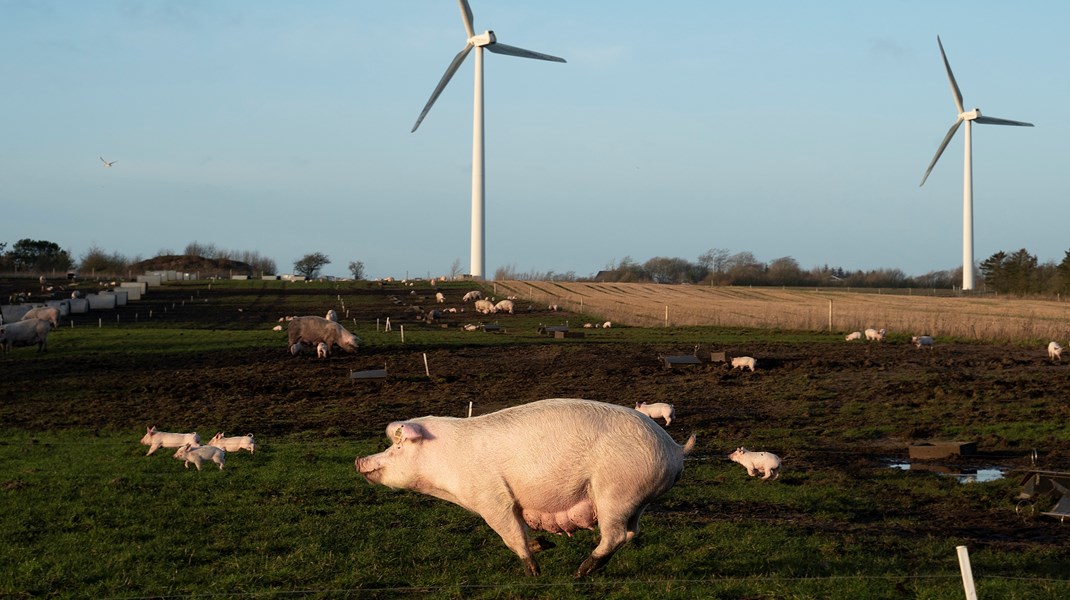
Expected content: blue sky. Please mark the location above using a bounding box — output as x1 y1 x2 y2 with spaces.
1 1 1065 280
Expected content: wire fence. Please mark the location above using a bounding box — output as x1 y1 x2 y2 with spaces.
95 572 1070 599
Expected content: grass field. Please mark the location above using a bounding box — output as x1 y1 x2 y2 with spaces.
3 278 1070 599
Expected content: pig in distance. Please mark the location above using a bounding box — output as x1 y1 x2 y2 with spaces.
355 398 696 577
287 316 361 354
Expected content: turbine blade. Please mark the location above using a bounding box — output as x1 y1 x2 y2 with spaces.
412 43 474 133
974 115 1034 127
457 0 474 39
486 42 566 63
937 36 965 114
919 117 963 186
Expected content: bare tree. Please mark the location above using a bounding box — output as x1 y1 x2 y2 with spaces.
348 260 365 280
293 252 330 279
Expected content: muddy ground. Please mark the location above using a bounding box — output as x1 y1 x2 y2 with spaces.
4 279 1070 556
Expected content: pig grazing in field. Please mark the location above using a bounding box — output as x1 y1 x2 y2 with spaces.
208 432 256 454
474 299 497 314
287 315 361 354
728 447 781 481
865 328 886 342
356 398 696 578
1048 341 1063 361
494 299 515 314
22 306 60 328
844 331 862 341
0 318 53 353
140 426 200 456
174 443 225 471
911 335 935 350
634 401 674 426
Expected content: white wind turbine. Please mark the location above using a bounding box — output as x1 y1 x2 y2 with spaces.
919 36 1033 291
411 0 565 280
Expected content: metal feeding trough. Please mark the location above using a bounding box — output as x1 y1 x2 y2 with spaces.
908 441 977 460
1016 470 1070 521
660 354 702 369
350 367 388 381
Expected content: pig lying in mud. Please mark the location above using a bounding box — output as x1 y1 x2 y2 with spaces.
355 398 696 578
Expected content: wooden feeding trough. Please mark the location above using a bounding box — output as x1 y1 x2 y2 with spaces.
482 323 502 333
908 441 977 460
660 354 702 369
538 325 569 335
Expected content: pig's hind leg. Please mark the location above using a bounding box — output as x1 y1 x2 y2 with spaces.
575 505 643 578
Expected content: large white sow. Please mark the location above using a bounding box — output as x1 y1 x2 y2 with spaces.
355 398 696 578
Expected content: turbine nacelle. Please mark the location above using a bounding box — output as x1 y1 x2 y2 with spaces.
470 31 496 47
961 108 982 121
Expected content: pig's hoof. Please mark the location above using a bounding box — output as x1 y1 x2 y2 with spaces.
522 558 540 576
576 553 614 578
528 537 556 553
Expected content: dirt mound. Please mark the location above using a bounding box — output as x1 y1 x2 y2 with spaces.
131 255 257 277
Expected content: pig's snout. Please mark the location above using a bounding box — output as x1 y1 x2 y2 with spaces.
355 456 381 483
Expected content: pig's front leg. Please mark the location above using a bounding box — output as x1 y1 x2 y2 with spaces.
480 505 541 576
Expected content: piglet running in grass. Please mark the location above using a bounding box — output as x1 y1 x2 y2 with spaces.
140 426 200 456
174 443 225 471
356 398 696 578
208 432 256 454
728 447 781 481
634 402 674 426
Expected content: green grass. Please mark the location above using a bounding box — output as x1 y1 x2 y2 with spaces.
2 430 1068 599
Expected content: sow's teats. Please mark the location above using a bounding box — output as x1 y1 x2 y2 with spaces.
355 398 696 578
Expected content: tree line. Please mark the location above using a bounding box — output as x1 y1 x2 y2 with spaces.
0 238 370 282
4 238 1068 293
589 249 964 289
979 248 1070 295
0 239 277 278
589 248 1070 294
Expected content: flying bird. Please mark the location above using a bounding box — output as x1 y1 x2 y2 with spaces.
100 157 117 167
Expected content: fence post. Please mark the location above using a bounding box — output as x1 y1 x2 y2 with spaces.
956 545 978 600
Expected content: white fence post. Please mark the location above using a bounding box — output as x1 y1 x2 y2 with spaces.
956 545 978 600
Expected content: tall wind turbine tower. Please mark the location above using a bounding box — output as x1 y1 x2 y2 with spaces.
411 0 565 280
919 36 1033 291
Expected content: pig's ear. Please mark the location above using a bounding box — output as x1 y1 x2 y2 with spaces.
388 422 426 445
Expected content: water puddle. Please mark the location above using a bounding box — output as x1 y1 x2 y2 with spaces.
889 462 1005 483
